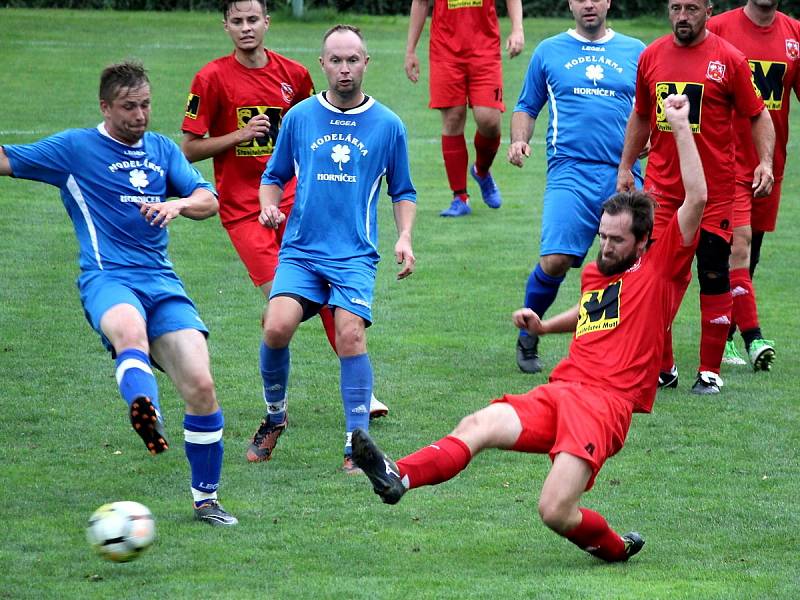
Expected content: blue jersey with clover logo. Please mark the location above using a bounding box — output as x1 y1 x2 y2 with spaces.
514 29 645 167
261 93 416 266
4 125 214 272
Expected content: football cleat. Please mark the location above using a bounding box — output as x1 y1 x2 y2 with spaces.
246 418 287 463
351 428 406 505
690 371 723 395
341 455 363 475
722 340 747 366
516 334 542 374
748 338 775 372
470 164 502 209
658 364 679 389
369 394 389 420
193 500 238 527
440 197 471 217
129 396 169 455
621 531 645 560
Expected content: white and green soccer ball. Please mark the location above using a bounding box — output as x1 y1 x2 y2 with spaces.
86 501 155 562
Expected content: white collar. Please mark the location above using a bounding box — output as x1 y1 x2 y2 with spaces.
567 28 616 44
97 123 144 148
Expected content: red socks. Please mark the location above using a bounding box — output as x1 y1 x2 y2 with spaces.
730 267 760 332
565 508 627 562
699 292 733 373
441 135 468 197
319 305 337 353
473 131 501 177
396 435 472 489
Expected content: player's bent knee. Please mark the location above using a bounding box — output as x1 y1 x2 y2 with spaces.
183 374 217 413
537 498 574 534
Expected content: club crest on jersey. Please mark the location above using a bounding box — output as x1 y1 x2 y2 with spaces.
281 82 295 104
786 39 800 60
706 61 725 83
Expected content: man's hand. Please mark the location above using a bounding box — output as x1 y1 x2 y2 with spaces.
507 141 531 168
139 200 184 228
616 168 636 193
663 93 690 127
258 205 285 229
752 162 774 198
404 53 420 83
512 308 544 336
237 113 270 144
505 32 524 58
395 234 415 280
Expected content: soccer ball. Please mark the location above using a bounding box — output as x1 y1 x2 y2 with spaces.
86 501 155 562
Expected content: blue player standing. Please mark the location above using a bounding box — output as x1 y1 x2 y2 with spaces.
507 0 645 374
256 25 417 472
0 61 237 526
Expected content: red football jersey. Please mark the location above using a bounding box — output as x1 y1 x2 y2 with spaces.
182 51 314 227
635 33 765 203
708 8 800 184
430 0 501 61
549 215 697 413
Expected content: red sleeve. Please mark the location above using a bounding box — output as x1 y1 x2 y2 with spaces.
181 70 215 136
634 51 652 117
296 70 315 106
730 54 766 119
648 214 698 281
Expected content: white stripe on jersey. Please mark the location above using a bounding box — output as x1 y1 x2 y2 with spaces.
365 169 386 249
547 83 559 157
66 174 104 270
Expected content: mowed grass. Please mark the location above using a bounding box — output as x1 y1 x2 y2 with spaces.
1 8 798 599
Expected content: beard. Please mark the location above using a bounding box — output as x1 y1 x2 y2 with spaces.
673 21 703 44
596 250 638 276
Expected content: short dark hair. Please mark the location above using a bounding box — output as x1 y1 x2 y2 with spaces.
321 24 366 54
601 191 655 242
222 0 267 20
99 60 149 104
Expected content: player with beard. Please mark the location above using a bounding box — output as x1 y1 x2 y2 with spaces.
707 0 800 371
617 0 775 395
350 95 705 562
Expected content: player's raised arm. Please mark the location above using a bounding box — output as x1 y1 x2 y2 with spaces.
665 94 707 244
0 147 12 176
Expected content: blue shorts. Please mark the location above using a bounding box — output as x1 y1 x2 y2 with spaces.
78 268 208 352
271 257 376 325
541 159 643 266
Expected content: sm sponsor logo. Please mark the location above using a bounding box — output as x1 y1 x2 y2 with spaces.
654 82 703 133
749 60 788 110
576 281 622 338
235 106 283 157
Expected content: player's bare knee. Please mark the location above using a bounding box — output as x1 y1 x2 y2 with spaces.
537 496 574 534
183 372 217 413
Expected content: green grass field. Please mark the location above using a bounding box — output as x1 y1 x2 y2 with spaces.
1 8 798 599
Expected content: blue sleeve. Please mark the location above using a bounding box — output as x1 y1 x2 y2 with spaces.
513 45 549 119
163 138 215 198
386 122 416 203
4 131 74 187
261 112 295 188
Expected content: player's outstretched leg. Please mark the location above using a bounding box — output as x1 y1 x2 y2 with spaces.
351 428 406 504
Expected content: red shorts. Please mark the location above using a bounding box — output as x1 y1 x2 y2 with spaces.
734 179 783 232
429 55 505 111
492 381 633 490
225 209 289 287
651 191 733 242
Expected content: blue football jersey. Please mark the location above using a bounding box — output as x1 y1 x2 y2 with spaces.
261 93 416 265
4 125 214 272
514 30 645 167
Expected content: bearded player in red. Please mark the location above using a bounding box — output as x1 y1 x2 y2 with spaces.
708 0 800 372
351 94 705 563
617 0 775 395
181 0 388 463
404 0 524 217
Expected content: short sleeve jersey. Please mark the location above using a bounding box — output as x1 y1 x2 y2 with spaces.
634 33 765 201
708 9 800 183
430 0 500 60
514 29 645 166
261 93 416 266
549 214 697 413
3 126 214 272
182 51 314 227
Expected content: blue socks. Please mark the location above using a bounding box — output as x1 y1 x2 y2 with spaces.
115 348 161 414
260 342 290 426
521 264 565 337
184 410 224 506
340 354 372 457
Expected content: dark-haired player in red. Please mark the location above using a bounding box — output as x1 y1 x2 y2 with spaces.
181 0 387 463
352 95 705 563
617 0 775 395
708 0 800 371
404 0 524 217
